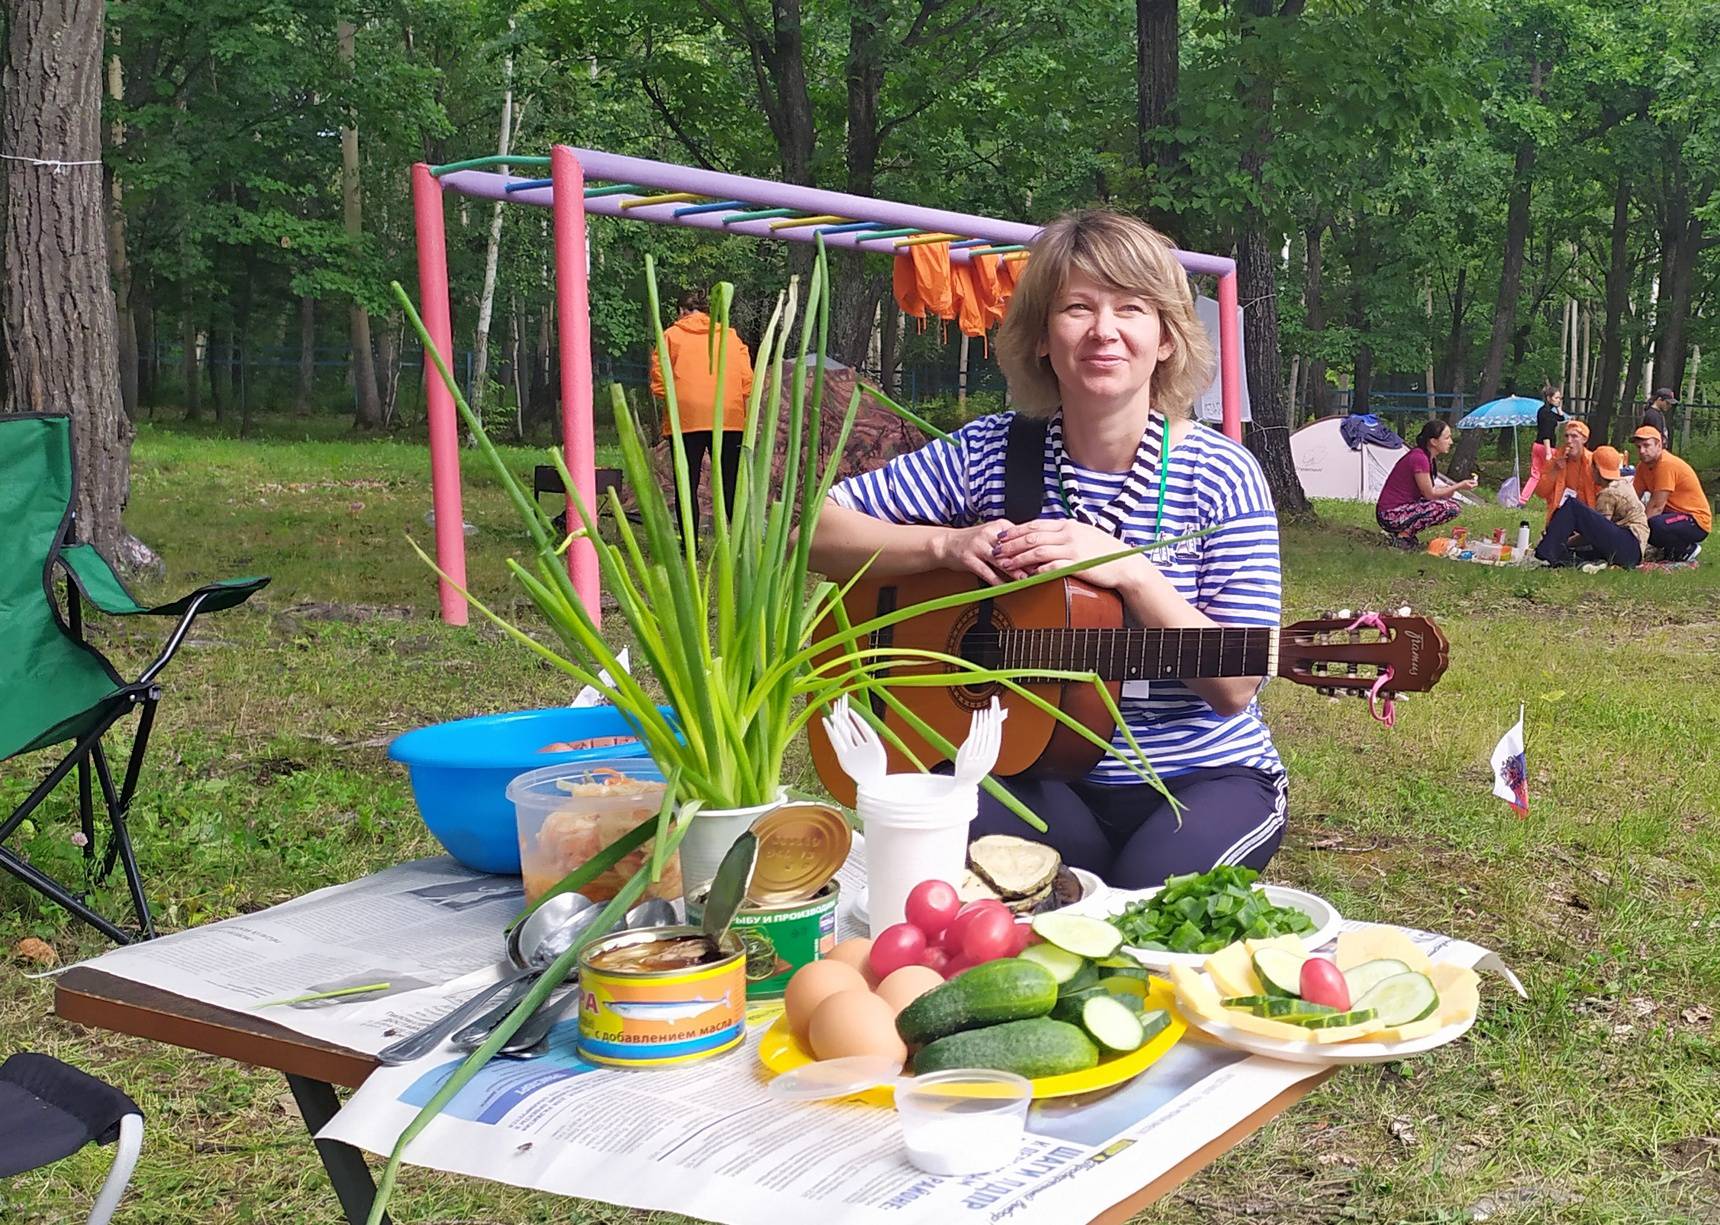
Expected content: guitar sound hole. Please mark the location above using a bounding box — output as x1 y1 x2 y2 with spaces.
955 620 1004 705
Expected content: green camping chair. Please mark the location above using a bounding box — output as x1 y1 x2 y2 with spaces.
1 414 268 943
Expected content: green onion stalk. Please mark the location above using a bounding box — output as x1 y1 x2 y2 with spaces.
372 241 1180 1220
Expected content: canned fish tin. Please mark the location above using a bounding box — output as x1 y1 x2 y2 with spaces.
685 880 839 1000
577 925 746 1069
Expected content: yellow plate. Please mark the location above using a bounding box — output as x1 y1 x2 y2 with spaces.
757 977 1186 1104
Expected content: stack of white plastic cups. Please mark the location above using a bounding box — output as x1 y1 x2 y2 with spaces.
858 773 977 934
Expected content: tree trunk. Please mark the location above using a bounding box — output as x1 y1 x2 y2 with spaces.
1347 212 1374 411
207 317 227 422
1135 0 1181 235
1590 171 1631 446
339 19 383 429
1302 219 1329 416
2 0 142 563
296 294 316 416
1448 64 1540 478
104 43 138 421
181 317 201 417
471 35 519 428
1231 0 1310 516
880 304 901 398
377 313 401 429
135 282 155 410
1652 180 1704 396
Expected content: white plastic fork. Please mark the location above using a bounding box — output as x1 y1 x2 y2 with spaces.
821 695 887 790
952 698 1006 786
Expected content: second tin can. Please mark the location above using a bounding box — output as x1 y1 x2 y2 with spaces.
684 880 839 1000
577 925 746 1068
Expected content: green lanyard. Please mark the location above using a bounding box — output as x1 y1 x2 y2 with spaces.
1054 413 1171 544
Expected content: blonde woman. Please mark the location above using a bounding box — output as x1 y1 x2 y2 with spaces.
809 210 1286 888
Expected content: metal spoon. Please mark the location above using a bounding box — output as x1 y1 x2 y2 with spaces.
375 891 595 1065
457 896 681 1053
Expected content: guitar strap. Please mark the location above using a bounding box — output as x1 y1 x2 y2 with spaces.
1003 412 1050 524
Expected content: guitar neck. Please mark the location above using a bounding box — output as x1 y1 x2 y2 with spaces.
994 625 1280 682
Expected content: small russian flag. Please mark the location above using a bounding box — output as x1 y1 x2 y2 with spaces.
1490 706 1529 816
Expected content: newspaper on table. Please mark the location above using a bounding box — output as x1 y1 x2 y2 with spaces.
75 848 1523 1225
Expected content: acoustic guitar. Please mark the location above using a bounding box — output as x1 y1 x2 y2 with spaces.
807 571 1449 807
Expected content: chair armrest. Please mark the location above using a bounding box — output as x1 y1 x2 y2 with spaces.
58 544 269 617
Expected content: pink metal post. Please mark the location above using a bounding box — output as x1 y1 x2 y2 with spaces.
412 162 469 625
550 146 601 623
1216 268 1243 443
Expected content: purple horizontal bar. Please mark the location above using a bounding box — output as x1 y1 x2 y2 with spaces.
440 149 1236 277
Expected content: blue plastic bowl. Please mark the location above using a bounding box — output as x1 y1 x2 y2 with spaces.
388 706 668 874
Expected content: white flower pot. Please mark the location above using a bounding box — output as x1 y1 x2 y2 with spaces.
676 790 788 895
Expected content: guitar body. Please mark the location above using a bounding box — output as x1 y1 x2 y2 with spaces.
808 574 1122 808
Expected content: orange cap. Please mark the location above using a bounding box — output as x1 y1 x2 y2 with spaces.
1592 445 1624 481
1562 419 1590 439
1632 424 1664 443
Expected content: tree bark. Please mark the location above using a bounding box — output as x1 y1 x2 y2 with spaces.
1302 219 1329 415
1448 62 1540 478
104 43 138 421
296 295 316 416
135 281 155 410
1651 166 1707 396
338 19 383 429
1590 171 1631 445
207 317 227 422
2 0 141 562
1135 0 1181 235
1234 0 1309 517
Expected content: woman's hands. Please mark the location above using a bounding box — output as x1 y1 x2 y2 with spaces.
935 521 1017 585
987 518 1149 590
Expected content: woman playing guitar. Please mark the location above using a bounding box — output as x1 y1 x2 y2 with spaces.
808 210 1286 889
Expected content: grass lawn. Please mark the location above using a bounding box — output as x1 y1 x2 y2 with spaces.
3 413 1718 1223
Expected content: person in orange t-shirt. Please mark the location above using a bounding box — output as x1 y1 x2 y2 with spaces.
649 289 755 529
1631 425 1710 561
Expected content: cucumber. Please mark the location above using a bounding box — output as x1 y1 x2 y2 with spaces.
1019 942 1087 985
1342 958 1414 1001
1352 972 1439 1026
1254 997 1338 1020
1297 1007 1378 1029
1222 995 1274 1011
1031 912 1124 960
1076 994 1144 1053
1098 977 1148 1008
912 1017 1098 1078
895 958 1059 1046
1059 960 1101 998
1252 948 1306 998
1137 1008 1172 1044
1096 956 1154 982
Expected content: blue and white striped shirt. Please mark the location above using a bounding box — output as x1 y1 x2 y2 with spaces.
830 409 1283 782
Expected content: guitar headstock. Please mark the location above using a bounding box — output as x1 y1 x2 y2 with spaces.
1278 607 1450 700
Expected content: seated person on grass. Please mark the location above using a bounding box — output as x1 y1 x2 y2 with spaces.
1376 420 1476 550
1631 425 1711 562
1534 446 1648 569
1528 418 1596 526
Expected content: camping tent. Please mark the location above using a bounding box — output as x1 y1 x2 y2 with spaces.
1291 415 1406 502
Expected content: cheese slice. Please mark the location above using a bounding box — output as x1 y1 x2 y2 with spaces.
1244 933 1309 960
1428 962 1480 1026
1361 1014 1446 1044
1218 1010 1320 1043
1307 1020 1391 1044
1168 963 1222 1018
1335 926 1434 975
1203 941 1262 999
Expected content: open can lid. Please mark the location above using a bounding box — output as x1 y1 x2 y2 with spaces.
747 803 852 905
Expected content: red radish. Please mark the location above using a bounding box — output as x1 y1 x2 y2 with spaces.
961 906 1016 964
941 954 975 979
1298 957 1351 1011
869 923 928 980
904 880 960 938
919 946 953 975
943 899 1008 953
1008 921 1035 955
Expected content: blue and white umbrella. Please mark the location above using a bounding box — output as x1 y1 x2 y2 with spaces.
1456 396 1552 502
1456 395 1543 429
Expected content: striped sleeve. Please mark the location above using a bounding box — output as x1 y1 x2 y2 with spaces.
827 414 1010 527
1195 442 1282 629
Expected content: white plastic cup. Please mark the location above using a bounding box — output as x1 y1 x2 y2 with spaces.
896 1069 1031 1176
858 773 976 935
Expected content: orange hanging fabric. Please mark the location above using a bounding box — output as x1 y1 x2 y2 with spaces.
892 254 924 320
970 254 1004 329
910 241 954 320
951 261 988 339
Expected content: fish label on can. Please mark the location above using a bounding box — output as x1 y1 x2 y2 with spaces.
577 927 747 1068
687 881 838 1000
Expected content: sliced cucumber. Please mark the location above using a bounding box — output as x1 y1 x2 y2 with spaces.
1252 947 1306 998
1222 995 1275 1011
1298 1007 1378 1029
1137 1008 1172 1044
1352 972 1439 1027
1032 912 1124 960
1254 997 1338 1020
1019 941 1087 985
1077 993 1144 1053
1098 977 1148 1008
1095 956 1154 982
1341 958 1412 1000
1059 960 1101 998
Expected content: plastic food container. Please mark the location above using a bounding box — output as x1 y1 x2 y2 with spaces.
508 759 682 904
895 1069 1031 1176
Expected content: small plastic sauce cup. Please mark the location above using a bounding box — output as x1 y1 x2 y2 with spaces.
895 1069 1031 1176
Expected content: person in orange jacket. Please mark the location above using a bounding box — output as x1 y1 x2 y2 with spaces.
1528 418 1596 526
649 289 755 529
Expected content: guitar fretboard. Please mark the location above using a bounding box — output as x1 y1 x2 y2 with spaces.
988 625 1279 681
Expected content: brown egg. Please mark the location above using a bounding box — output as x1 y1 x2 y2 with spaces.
875 965 944 1016
783 959 869 1046
807 989 907 1065
826 937 879 987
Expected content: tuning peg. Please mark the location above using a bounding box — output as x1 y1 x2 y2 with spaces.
1396 605 1411 617
1338 608 1353 619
